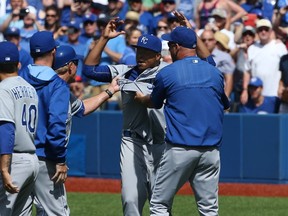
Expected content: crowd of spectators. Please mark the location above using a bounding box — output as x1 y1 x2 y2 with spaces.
0 0 287 113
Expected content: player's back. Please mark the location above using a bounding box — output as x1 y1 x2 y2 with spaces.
155 57 227 147
0 76 38 153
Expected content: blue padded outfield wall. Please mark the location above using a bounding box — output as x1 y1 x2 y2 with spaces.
67 112 288 184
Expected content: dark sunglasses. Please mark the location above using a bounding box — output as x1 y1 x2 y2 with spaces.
71 59 79 66
202 38 214 42
68 28 79 34
257 27 270 32
74 0 91 3
242 32 255 37
163 1 175 4
130 0 142 3
84 21 94 26
167 41 177 47
46 14 57 18
157 26 168 30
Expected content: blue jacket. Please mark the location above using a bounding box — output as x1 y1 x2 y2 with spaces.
19 65 70 163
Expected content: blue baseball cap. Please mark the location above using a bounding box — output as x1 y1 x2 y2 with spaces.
53 45 79 70
162 26 197 49
67 20 81 30
4 27 20 37
30 31 58 54
249 77 263 87
132 34 162 53
0 41 19 63
83 13 97 23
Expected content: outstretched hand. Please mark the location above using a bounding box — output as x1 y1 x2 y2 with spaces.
108 76 120 94
102 18 126 40
173 11 192 29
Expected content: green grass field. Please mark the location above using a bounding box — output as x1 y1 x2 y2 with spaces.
63 192 288 216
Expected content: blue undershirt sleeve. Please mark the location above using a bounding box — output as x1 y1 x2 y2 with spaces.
200 55 216 66
0 121 15 155
82 65 112 82
222 93 231 110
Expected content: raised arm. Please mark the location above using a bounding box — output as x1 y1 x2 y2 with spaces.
84 18 125 66
226 0 247 27
173 10 211 59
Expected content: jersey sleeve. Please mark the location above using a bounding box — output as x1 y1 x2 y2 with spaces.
82 65 112 82
0 122 15 155
46 85 70 163
70 93 85 118
200 55 216 66
0 89 14 123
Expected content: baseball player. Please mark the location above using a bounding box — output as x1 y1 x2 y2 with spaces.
0 41 39 216
84 16 215 216
19 36 119 215
136 26 230 216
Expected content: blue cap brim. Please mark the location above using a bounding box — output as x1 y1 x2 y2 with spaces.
74 54 82 61
161 33 173 42
132 44 159 52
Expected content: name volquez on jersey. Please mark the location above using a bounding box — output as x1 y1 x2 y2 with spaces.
10 86 37 100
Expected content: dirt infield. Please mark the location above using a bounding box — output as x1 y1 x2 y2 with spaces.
66 177 288 197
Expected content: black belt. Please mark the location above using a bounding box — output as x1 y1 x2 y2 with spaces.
123 130 143 139
13 150 35 154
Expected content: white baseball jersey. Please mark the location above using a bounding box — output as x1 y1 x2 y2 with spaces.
0 76 38 153
108 62 168 144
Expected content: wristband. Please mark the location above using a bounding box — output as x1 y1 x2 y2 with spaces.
105 89 113 98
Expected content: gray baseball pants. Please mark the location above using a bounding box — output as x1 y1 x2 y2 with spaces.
31 158 70 216
0 153 39 216
150 143 220 216
120 136 165 216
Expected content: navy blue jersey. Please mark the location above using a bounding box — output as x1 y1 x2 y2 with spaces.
151 56 229 147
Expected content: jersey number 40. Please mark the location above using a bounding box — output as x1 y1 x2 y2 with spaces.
22 103 37 133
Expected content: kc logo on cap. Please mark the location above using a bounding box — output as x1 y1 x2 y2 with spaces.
133 34 162 53
140 36 148 44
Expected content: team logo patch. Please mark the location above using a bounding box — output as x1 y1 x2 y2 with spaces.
5 57 11 61
141 36 148 44
147 85 154 90
36 49 41 53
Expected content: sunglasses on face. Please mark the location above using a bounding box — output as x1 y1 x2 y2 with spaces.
46 14 57 18
167 41 177 48
74 0 91 3
71 60 79 66
257 27 270 32
157 26 168 30
163 1 175 4
202 38 214 42
242 32 255 37
68 28 79 34
84 21 94 26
